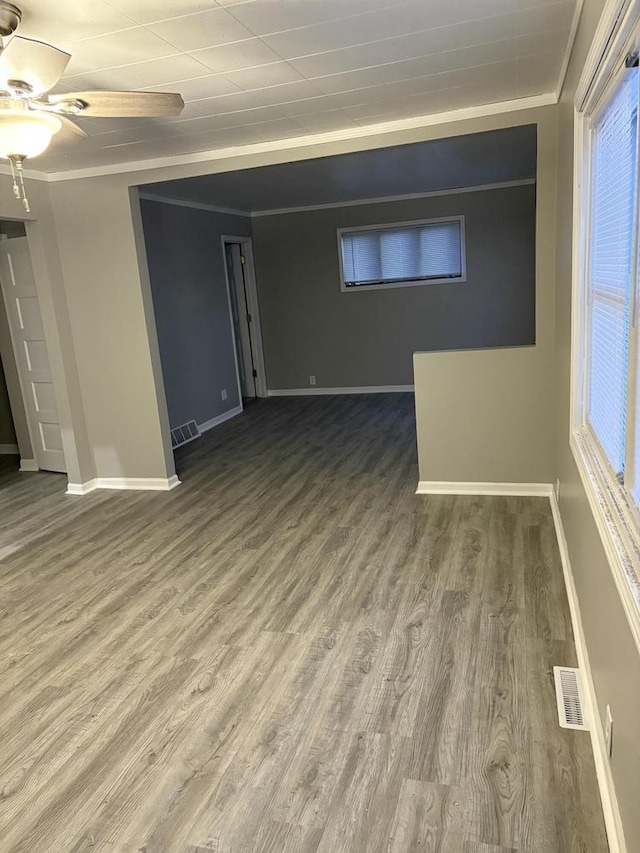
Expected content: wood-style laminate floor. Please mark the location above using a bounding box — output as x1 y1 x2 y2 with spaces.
0 395 608 852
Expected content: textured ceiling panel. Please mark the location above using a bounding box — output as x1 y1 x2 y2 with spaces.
9 0 573 173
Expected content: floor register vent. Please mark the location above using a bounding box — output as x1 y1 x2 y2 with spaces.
170 420 201 449
553 666 588 731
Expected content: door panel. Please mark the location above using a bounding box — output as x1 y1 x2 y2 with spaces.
0 237 66 473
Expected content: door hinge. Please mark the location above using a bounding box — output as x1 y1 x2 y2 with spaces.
240 255 246 264
246 312 252 323
252 369 258 378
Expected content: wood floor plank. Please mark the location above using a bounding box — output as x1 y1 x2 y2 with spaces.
0 395 608 852
387 779 464 852
464 609 531 850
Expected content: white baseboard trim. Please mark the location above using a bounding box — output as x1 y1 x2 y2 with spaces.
19 458 38 472
549 492 627 853
66 474 181 496
415 481 554 496
0 443 18 454
199 405 243 433
268 385 414 396
66 480 97 495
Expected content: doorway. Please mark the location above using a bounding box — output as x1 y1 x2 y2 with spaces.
0 228 66 474
0 352 18 467
222 236 267 403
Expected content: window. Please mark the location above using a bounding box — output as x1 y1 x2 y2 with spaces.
338 216 465 291
573 17 640 626
584 64 637 482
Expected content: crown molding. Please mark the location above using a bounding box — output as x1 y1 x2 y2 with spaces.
43 92 558 183
0 162 48 182
138 179 535 219
250 178 536 217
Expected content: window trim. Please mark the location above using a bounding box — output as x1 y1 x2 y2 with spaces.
337 215 467 293
571 0 640 653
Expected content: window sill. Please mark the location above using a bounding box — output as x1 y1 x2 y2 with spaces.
571 428 640 654
340 275 467 293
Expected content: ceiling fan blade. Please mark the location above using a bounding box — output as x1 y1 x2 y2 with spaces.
48 90 184 117
57 114 88 139
0 36 70 96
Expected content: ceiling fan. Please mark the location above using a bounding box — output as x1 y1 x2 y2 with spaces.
0 1 185 210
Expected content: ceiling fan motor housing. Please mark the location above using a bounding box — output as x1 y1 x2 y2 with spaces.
0 2 21 39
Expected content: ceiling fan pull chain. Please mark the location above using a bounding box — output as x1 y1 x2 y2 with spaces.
8 155 29 212
16 158 29 212
8 154 19 199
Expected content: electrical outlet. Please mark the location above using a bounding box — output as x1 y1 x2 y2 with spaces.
605 705 614 758
221 388 227 401
309 375 316 386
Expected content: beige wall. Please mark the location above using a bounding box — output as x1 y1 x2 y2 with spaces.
555 0 640 849
414 345 554 483
47 180 174 481
414 105 558 485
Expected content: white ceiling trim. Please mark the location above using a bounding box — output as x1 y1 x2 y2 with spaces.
556 0 585 98
250 178 537 217
0 163 49 181
46 91 557 183
138 191 250 217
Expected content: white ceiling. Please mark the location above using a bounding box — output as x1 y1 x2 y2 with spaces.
140 125 537 211
15 0 575 174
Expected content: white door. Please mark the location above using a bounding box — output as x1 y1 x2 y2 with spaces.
0 237 66 473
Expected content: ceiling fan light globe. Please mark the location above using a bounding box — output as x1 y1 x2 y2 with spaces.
0 109 61 158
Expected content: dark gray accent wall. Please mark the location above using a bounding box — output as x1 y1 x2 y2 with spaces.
0 358 16 445
252 184 536 389
140 199 251 429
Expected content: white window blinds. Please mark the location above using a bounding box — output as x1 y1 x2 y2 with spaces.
340 219 463 288
587 67 639 476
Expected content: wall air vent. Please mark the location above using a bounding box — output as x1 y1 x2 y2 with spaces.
553 666 588 731
170 420 201 450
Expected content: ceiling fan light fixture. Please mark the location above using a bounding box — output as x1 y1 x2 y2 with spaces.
0 2 21 39
0 107 60 158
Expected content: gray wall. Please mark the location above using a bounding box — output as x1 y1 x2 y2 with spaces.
252 184 536 389
555 0 640 848
0 358 16 446
140 198 251 430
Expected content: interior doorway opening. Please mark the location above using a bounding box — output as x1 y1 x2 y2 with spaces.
137 197 268 473
222 236 266 405
0 349 18 470
0 221 67 476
